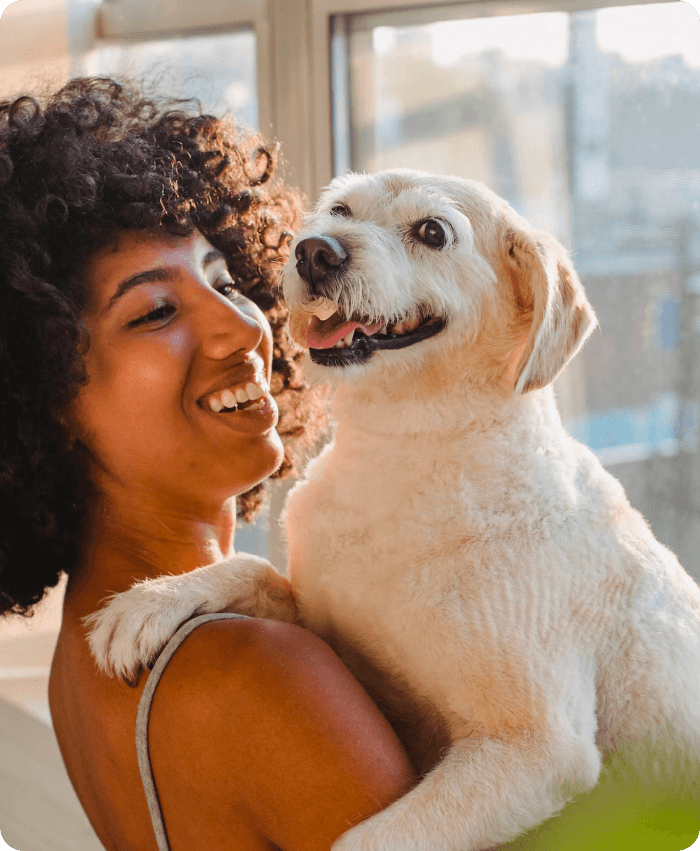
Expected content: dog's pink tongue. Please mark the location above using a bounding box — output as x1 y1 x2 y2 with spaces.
307 314 382 349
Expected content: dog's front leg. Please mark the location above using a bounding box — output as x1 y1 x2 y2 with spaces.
86 554 297 682
332 731 601 851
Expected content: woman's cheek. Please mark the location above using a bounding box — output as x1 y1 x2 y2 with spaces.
123 331 190 394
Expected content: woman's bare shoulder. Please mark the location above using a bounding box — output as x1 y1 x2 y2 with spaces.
147 617 415 851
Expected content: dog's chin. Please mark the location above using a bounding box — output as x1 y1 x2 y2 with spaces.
309 317 447 368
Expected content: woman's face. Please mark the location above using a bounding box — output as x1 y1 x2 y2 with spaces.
69 229 284 515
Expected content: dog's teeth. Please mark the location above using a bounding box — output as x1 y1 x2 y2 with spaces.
344 332 354 346
404 313 422 332
316 305 338 321
393 321 405 335
302 297 340 321
379 325 387 335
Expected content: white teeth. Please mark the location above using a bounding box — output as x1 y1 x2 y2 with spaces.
393 321 405 334
221 389 237 408
380 325 387 335
207 379 268 412
246 382 263 401
343 331 354 347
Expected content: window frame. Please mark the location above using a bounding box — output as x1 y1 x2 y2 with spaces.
97 0 272 160
96 0 682 199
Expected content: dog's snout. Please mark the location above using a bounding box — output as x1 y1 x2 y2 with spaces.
295 235 349 290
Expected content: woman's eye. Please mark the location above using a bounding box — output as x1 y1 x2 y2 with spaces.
216 276 246 301
415 219 448 248
129 302 175 327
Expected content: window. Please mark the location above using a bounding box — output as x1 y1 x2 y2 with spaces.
88 29 258 127
331 1 700 579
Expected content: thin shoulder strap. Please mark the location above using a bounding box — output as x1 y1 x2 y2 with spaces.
135 612 252 851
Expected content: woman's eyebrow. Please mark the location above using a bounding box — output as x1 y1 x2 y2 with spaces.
103 249 228 314
203 249 227 268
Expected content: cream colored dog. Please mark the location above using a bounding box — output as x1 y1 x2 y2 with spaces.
88 169 700 850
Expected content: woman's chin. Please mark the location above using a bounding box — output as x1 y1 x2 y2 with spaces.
234 428 286 492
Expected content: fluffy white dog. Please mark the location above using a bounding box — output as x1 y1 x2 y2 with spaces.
88 169 700 850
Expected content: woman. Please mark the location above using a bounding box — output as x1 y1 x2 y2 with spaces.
0 78 415 851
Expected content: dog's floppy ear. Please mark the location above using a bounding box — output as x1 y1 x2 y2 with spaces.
507 229 597 394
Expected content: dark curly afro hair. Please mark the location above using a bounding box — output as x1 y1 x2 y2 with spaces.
0 77 325 617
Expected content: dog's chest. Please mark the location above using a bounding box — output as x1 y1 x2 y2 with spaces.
285 441 481 764
286 440 460 631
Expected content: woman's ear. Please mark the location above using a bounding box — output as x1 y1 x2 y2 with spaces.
506 228 597 394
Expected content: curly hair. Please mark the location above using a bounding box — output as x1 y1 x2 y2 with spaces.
0 77 324 617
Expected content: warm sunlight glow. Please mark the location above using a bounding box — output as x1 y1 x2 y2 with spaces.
426 2 700 69
429 13 569 67
597 2 700 66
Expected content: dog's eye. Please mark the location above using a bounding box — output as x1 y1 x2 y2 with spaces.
415 219 448 248
330 204 351 218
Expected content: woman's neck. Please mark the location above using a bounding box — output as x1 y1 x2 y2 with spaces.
65 490 238 618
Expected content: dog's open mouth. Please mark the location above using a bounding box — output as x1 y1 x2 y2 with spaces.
305 305 446 367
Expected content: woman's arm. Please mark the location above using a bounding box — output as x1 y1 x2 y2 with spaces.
147 617 416 851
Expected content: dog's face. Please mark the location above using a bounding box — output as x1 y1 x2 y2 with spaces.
282 169 596 398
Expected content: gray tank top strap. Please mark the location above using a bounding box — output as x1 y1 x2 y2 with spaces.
135 612 252 851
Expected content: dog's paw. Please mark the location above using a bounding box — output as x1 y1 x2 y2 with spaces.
85 554 293 683
84 573 212 683
332 823 380 851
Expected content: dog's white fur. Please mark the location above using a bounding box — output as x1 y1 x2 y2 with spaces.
87 170 700 850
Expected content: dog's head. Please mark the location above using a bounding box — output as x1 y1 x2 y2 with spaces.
281 169 596 398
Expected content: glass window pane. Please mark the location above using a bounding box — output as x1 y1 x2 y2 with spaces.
87 28 258 129
334 2 700 580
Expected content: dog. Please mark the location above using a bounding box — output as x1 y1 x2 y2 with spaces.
88 169 700 850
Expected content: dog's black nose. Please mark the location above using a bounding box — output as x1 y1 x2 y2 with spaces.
295 235 349 291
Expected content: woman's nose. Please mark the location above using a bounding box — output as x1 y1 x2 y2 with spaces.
197 291 264 361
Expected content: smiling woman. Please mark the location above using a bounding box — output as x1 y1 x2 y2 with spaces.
0 76 313 615
0 77 415 851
